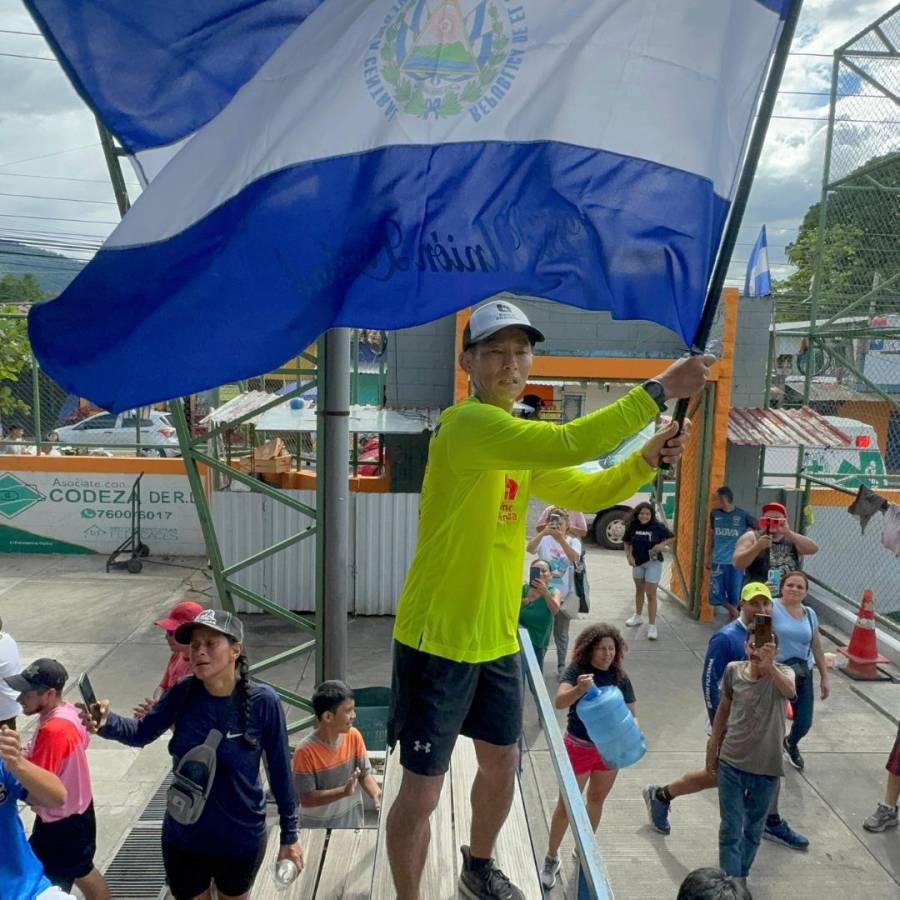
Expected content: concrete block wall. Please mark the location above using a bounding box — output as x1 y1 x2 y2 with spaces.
724 295 774 508
384 314 457 409
385 294 771 414
729 296 772 409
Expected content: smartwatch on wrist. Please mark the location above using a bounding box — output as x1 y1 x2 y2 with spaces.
641 379 667 413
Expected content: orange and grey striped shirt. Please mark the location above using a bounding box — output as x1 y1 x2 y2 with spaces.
292 727 371 828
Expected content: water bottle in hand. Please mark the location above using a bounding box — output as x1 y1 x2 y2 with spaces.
274 859 300 890
577 684 646 769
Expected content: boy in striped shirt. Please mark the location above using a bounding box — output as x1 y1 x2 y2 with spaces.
293 681 381 828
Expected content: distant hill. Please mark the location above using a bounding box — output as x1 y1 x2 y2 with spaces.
0 240 85 296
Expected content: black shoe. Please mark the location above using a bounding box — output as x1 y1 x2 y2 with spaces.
459 845 525 899
783 738 804 771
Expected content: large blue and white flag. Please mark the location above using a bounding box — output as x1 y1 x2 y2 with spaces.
27 0 796 411
744 225 773 297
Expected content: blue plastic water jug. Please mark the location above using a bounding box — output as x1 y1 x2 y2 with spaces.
577 684 646 769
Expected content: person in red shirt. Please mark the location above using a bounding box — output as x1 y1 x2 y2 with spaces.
134 600 204 719
5 658 109 899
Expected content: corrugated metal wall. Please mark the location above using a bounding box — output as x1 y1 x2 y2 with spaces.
211 489 418 615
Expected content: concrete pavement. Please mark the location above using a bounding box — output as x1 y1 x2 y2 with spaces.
1 548 898 898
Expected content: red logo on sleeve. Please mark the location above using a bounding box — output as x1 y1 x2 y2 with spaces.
504 477 519 501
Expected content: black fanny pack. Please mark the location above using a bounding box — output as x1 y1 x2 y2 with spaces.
167 729 222 826
782 656 811 680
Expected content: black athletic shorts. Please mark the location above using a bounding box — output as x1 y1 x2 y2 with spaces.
29 802 97 890
162 837 267 899
387 641 522 776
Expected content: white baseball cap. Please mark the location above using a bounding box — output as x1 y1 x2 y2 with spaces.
463 295 545 349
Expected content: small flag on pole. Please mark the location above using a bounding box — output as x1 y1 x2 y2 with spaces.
744 225 772 297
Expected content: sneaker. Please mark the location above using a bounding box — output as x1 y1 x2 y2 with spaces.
647 624 658 640
540 854 561 890
763 817 809 850
459 846 525 900
642 784 671 835
783 737 804 771
863 802 899 833
625 613 644 627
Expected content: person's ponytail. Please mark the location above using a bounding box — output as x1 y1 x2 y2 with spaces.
235 653 258 749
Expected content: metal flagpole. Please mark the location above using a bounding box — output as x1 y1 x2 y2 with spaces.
318 328 351 681
670 0 805 431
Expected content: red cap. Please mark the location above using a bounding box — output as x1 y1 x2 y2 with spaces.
154 600 205 632
761 501 787 517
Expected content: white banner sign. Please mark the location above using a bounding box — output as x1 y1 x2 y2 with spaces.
0 467 205 555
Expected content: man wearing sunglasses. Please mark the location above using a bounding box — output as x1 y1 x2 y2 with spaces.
732 502 818 590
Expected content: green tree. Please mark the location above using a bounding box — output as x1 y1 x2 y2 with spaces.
0 273 44 418
775 152 900 322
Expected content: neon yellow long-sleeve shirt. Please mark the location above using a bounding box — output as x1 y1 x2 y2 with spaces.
393 386 660 663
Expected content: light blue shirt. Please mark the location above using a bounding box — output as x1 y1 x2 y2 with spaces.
0 759 52 899
773 600 817 666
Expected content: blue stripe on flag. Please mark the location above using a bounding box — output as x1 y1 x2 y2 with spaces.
469 1 487 42
754 0 793 16
29 142 726 412
477 32 494 67
411 0 429 36
24 0 323 153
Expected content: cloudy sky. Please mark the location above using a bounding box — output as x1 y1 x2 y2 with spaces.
0 0 896 290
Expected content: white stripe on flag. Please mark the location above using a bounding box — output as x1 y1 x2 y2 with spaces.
108 0 781 249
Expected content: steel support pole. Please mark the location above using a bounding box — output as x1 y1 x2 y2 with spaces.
318 329 351 681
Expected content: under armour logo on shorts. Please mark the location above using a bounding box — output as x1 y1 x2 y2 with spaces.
413 740 432 753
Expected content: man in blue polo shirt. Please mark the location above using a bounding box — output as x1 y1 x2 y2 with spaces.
0 725 74 899
642 583 809 850
707 486 756 621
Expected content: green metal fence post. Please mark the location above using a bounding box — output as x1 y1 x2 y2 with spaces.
169 398 235 613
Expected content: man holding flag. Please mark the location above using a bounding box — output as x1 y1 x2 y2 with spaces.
385 296 711 900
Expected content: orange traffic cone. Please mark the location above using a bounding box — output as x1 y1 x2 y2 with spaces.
837 589 890 681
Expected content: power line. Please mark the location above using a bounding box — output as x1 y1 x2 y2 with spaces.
0 51 55 62
0 212 118 225
0 29 43 36
0 143 101 170
0 171 140 188
0 190 117 205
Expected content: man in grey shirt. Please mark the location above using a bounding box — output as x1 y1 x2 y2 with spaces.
707 630 795 887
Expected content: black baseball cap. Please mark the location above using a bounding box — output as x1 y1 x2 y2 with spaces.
174 608 244 645
5 658 68 694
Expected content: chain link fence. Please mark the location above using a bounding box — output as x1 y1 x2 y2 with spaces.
768 8 900 631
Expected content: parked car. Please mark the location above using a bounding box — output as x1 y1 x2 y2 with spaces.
579 424 675 549
54 410 180 456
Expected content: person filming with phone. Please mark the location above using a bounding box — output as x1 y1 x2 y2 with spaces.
3 659 109 899
707 613 796 889
732 501 818 591
75 610 302 900
526 508 581 675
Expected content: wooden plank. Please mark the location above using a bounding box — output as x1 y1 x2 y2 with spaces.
253 826 326 899
370 746 403 900
370 746 457 899
315 829 377 899
450 737 543 900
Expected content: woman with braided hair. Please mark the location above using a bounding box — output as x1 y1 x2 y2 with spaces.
78 610 302 900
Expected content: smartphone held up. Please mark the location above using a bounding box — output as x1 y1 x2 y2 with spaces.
753 614 773 650
77 672 101 724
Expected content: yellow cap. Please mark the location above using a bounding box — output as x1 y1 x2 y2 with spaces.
740 581 772 603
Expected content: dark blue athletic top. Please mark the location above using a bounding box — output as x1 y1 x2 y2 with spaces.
701 618 750 724
101 677 298 852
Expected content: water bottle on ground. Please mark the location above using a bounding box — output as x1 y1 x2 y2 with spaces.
578 685 646 769
274 859 300 890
